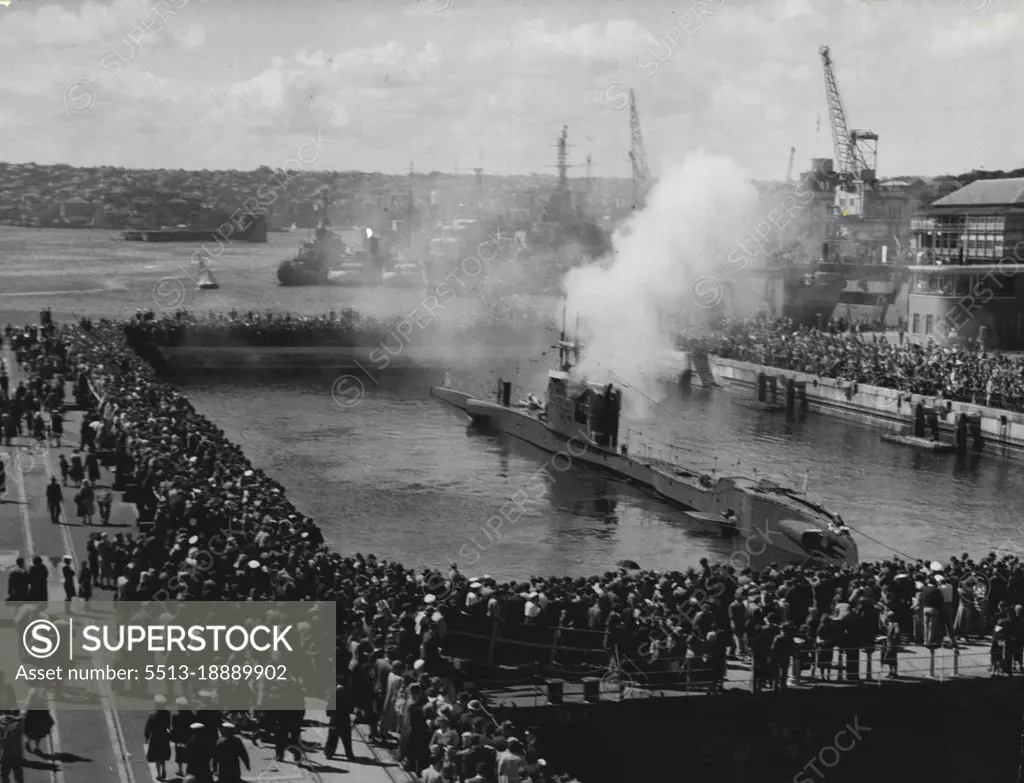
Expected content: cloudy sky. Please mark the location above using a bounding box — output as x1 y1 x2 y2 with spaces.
0 0 1020 180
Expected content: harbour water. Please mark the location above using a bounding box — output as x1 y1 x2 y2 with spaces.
4 227 1024 579
183 368 1024 581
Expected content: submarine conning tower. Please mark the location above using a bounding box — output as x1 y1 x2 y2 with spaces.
582 382 621 449
543 370 622 451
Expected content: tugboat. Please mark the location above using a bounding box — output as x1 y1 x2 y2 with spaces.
277 223 337 286
430 319 858 567
277 188 345 286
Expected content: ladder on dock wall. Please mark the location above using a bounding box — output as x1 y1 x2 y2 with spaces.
691 351 717 387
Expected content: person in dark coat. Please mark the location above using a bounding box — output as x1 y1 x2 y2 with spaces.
23 689 54 755
31 411 46 443
185 722 212 783
85 452 101 486
60 557 75 605
45 477 63 524
27 556 48 602
0 713 25 782
6 558 27 602
49 409 63 447
212 723 249 783
144 695 172 781
171 698 194 778
325 682 355 761
68 451 84 487
58 454 69 486
400 684 430 775
77 560 93 603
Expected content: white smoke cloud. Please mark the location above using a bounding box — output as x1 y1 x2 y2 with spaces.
562 151 760 407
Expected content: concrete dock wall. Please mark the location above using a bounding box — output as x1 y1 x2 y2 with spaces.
695 354 1024 461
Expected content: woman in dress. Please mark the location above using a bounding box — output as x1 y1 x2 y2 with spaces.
68 451 84 487
379 661 404 741
170 697 194 778
85 452 101 486
954 577 982 641
77 559 93 603
394 672 413 743
815 616 835 681
50 409 63 447
31 411 46 443
23 688 54 755
879 611 900 679
144 695 172 780
76 479 95 525
399 684 430 775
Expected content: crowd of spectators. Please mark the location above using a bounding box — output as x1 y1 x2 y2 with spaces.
3 314 566 783
124 309 404 348
10 312 1024 780
683 317 1024 412
123 307 554 351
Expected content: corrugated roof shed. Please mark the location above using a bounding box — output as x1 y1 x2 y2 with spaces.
932 178 1024 207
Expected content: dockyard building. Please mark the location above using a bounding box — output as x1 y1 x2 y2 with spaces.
909 177 1024 349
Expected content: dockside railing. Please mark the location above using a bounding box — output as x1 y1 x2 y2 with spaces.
466 642 1002 707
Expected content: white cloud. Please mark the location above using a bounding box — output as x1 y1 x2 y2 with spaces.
0 0 188 48
174 24 205 49
519 18 657 61
780 0 813 19
931 11 1018 57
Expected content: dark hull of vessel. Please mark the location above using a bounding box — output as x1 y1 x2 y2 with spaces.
430 386 859 566
277 262 328 286
122 215 267 243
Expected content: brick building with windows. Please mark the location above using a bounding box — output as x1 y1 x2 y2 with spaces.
909 178 1024 349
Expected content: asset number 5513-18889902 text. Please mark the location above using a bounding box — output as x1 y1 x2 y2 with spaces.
144 664 288 681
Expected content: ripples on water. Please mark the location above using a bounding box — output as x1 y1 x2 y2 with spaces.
183 368 1024 581
12 228 1016 577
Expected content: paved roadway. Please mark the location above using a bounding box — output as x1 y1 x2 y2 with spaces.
0 349 414 783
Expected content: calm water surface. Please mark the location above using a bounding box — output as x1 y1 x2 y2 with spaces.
5 228 1022 580
183 369 1024 582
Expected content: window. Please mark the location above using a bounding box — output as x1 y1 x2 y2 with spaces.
955 276 971 296
912 313 920 334
925 315 934 335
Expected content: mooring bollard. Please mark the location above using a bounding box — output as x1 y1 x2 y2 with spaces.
914 401 926 438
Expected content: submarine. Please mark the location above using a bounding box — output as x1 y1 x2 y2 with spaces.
430 332 858 567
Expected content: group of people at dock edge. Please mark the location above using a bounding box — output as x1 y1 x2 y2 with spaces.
123 308 405 348
684 317 1024 413
18 313 1024 779
2 317 565 783
122 305 553 352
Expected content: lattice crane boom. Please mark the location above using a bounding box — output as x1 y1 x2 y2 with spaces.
819 45 859 178
628 89 650 210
